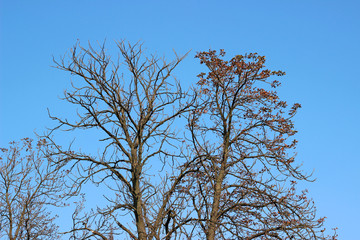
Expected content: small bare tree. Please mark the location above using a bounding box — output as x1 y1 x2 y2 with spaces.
46 41 196 240
0 138 66 240
182 50 337 239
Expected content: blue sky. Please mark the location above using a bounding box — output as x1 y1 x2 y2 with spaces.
1 0 359 238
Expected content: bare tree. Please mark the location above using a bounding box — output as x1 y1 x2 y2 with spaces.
45 41 196 240
182 50 337 239
45 41 336 240
0 138 66 240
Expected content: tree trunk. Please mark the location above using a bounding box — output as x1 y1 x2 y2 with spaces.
207 171 224 240
132 151 147 240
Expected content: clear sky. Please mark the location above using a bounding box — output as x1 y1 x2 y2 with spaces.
1 0 359 238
